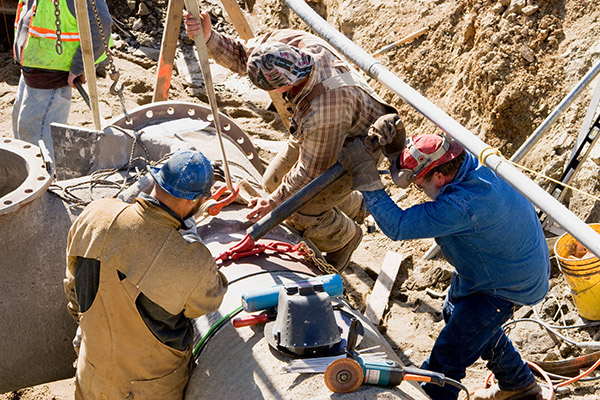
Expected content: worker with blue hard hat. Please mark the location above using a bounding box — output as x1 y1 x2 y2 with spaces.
65 149 227 400
150 149 215 200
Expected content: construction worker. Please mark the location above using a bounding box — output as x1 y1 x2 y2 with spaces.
64 149 228 399
338 135 549 400
12 0 112 159
184 11 399 272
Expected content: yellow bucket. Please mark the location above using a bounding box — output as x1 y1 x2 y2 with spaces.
554 223 600 321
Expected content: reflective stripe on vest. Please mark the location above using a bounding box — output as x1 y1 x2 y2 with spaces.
28 25 80 41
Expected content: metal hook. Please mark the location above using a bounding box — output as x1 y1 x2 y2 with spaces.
109 69 122 95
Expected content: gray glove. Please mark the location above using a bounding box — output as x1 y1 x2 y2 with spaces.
367 114 402 148
339 140 385 192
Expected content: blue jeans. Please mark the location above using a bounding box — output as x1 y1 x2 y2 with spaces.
12 74 72 160
420 291 536 400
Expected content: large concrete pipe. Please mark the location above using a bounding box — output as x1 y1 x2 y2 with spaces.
186 208 429 399
0 138 79 393
0 102 263 393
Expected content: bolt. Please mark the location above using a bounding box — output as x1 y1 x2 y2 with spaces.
337 370 351 383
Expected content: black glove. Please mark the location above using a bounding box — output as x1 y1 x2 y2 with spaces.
338 140 384 192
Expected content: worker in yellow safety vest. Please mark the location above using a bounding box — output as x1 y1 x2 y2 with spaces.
12 0 112 159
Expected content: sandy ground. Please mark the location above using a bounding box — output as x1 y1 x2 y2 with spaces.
1 0 600 398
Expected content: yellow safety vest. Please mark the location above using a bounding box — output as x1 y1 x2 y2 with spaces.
15 0 107 71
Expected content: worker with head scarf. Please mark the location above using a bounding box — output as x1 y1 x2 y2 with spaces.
64 149 228 399
338 135 550 400
184 11 401 272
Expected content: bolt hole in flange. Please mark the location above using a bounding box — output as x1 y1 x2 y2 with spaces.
0 139 52 216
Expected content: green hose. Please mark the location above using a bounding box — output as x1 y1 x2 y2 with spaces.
193 306 243 356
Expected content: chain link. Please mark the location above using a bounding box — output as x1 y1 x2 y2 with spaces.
53 0 63 55
88 0 132 123
89 0 114 72
296 242 339 275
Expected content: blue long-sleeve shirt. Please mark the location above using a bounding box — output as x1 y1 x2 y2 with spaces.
363 152 549 305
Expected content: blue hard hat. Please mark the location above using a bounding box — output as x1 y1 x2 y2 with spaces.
149 150 214 200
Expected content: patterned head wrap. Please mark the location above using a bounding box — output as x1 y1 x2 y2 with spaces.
246 42 314 91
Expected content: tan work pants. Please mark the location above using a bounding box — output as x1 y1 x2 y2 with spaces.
263 138 363 253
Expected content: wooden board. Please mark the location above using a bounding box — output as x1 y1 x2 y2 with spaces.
364 251 403 325
153 0 185 102
219 0 254 41
73 0 102 129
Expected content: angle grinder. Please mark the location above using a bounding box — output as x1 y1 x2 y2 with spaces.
324 319 471 398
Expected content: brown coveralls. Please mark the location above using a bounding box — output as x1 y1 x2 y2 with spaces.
65 197 227 399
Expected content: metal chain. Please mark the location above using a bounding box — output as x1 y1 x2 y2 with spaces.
116 89 132 124
89 0 114 72
53 0 63 54
88 0 132 123
296 242 338 275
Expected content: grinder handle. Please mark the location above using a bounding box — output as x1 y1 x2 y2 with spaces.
346 318 360 355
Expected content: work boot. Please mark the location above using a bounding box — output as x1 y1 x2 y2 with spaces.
325 224 363 272
473 382 543 400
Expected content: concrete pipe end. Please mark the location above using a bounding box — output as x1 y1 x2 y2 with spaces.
0 138 53 216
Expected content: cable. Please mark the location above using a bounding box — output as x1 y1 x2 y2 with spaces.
531 305 600 350
502 313 600 350
554 357 600 388
444 377 471 400
541 369 600 382
503 318 600 331
193 306 243 357
526 361 555 400
483 361 555 400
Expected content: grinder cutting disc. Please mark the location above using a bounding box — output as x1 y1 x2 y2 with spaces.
324 358 364 393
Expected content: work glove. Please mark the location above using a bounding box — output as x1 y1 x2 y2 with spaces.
367 114 402 150
338 140 385 192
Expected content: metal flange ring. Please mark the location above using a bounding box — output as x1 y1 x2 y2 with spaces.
0 138 52 216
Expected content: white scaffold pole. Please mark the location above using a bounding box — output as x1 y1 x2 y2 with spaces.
282 0 600 257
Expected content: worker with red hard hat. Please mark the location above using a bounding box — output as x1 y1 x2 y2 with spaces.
339 134 549 400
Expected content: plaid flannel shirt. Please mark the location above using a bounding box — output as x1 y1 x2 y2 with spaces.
207 29 392 206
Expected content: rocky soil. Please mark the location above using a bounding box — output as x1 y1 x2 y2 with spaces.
1 0 600 399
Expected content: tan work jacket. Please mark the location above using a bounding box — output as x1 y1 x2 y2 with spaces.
65 198 227 399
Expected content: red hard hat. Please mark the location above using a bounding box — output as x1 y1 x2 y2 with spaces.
399 134 464 178
390 134 464 188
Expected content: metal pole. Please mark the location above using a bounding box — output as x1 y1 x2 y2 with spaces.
282 0 600 257
247 163 345 241
511 59 600 163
